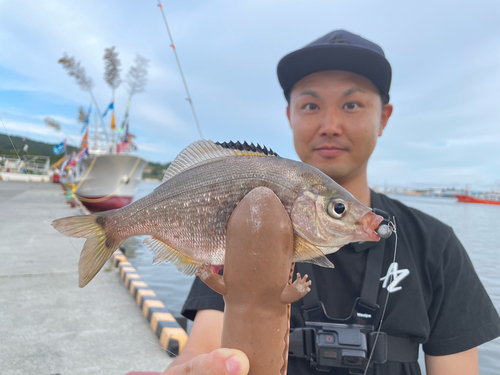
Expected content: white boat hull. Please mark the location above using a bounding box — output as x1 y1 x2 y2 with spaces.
73 154 147 211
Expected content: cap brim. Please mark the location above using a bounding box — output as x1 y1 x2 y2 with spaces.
277 44 391 102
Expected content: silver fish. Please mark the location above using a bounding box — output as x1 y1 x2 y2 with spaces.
52 140 383 287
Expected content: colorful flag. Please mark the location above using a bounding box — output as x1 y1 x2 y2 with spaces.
120 122 129 143
119 100 131 133
81 126 89 149
120 120 128 138
60 159 69 173
51 155 67 170
110 112 116 130
52 140 67 155
69 152 77 167
81 105 92 133
77 147 88 159
117 141 128 153
102 101 114 117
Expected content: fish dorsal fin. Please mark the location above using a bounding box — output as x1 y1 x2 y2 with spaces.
292 235 335 269
162 140 279 182
143 237 201 276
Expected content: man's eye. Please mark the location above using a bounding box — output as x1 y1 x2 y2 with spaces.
304 103 319 110
343 102 360 110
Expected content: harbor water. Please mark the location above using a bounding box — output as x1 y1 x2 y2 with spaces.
124 181 500 374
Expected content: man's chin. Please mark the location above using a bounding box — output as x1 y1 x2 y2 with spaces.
313 164 350 183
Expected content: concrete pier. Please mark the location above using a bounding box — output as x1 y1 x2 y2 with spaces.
0 181 172 375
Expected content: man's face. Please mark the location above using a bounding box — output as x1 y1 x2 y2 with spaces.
287 70 392 184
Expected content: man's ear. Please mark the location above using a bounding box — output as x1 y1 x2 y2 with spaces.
379 104 393 136
286 106 291 127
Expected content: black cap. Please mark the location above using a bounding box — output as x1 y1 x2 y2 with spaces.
277 30 391 103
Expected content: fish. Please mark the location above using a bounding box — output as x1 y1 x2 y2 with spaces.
52 140 384 287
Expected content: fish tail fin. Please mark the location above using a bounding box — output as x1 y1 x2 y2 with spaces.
52 212 121 287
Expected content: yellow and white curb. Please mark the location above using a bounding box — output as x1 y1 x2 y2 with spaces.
112 249 188 357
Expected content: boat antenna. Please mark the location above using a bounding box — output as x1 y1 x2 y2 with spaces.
156 0 204 140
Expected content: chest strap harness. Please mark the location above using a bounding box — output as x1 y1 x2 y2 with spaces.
289 209 419 370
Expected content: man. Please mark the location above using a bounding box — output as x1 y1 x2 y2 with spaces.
163 30 500 375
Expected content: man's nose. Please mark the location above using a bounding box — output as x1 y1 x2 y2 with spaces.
320 110 343 136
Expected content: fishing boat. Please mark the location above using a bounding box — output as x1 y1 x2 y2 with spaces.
0 154 52 182
73 153 147 211
56 47 153 211
64 114 147 212
455 194 500 206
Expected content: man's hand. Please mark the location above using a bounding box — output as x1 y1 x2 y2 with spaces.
163 348 249 375
162 310 249 374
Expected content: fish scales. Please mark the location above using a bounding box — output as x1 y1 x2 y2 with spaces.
52 140 384 287
107 156 321 264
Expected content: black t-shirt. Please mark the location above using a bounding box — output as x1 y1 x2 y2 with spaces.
181 191 500 374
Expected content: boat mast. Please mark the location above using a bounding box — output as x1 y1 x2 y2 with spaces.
94 114 99 152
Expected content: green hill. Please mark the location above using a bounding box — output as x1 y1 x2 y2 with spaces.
142 161 170 181
0 133 170 180
0 133 78 164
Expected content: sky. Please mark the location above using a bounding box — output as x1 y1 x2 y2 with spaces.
0 0 499 190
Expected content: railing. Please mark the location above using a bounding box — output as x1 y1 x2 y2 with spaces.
0 154 51 175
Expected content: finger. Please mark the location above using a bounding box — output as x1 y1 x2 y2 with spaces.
296 272 301 279
165 348 249 375
302 274 308 281
192 349 249 375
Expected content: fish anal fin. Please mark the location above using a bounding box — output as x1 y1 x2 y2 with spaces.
143 237 201 276
293 235 335 269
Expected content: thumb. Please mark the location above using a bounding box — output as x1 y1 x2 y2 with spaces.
166 348 250 375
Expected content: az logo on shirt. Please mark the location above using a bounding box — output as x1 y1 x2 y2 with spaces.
380 262 409 293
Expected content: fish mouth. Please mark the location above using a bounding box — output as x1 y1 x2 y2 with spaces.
358 211 384 242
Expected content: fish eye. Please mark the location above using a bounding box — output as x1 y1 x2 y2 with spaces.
327 200 347 219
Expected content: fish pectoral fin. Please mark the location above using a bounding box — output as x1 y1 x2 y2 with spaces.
292 235 335 269
143 237 201 276
317 246 341 255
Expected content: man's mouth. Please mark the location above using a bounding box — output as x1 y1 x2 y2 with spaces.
314 145 347 157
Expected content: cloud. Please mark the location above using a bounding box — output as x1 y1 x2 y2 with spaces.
2 119 62 137
1 0 499 188
1 108 77 127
